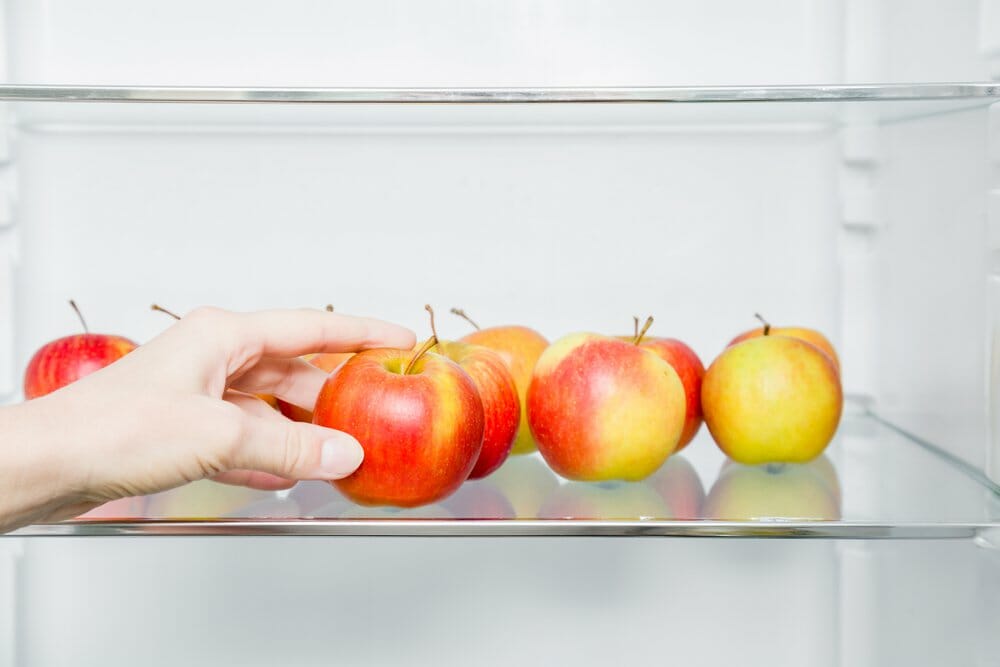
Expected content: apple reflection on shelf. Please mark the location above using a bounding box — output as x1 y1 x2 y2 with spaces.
703 455 841 522
537 456 705 521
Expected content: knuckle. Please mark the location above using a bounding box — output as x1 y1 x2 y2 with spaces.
213 402 249 468
280 426 314 476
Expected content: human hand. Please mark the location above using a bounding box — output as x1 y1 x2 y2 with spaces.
0 307 415 531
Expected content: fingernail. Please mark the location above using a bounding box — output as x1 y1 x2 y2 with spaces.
319 436 364 478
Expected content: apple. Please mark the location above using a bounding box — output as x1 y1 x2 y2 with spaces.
276 352 354 422
24 300 138 399
703 457 841 521
618 317 704 451
526 327 687 482
451 308 549 455
646 455 705 520
312 337 484 507
729 314 840 372
414 305 520 479
433 340 519 479
702 333 842 464
487 454 561 518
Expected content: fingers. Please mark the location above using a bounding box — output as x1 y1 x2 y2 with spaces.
229 357 329 410
185 306 416 359
227 414 364 481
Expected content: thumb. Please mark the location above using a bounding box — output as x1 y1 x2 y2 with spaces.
232 415 365 481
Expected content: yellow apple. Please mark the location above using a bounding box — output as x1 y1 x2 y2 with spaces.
702 335 842 464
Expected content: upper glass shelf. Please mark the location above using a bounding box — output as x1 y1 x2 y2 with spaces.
0 82 996 104
10 401 1000 538
3 82 997 128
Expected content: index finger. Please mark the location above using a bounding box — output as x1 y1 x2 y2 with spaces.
185 306 416 360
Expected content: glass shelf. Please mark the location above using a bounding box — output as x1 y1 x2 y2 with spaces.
10 400 1000 538
4 82 997 129
1 82 996 104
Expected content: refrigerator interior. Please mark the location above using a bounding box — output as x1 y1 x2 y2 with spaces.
0 1 999 665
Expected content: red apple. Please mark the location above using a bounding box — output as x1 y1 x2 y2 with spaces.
434 340 519 479
24 301 137 399
312 340 484 507
527 329 687 482
451 308 549 455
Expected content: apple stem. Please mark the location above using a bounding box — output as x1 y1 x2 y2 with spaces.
632 316 639 341
449 307 480 331
633 316 654 345
150 304 181 321
754 313 771 336
68 300 89 334
325 304 334 312
425 304 439 341
404 335 438 375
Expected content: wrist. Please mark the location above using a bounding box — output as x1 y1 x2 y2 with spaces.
0 396 90 532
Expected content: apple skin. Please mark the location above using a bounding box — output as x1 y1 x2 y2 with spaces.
276 352 354 422
24 333 137 399
527 333 687 482
313 348 484 508
702 336 842 465
729 325 839 372
434 341 520 479
620 336 704 451
459 325 549 455
703 456 841 521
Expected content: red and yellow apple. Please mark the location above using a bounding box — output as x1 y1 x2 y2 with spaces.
452 309 549 455
432 340 519 479
703 456 841 521
729 316 840 372
527 333 686 481
702 335 842 464
313 344 484 507
24 301 137 399
619 323 705 451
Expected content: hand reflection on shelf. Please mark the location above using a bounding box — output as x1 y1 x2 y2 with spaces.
77 495 149 520
143 480 275 519
703 455 841 521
